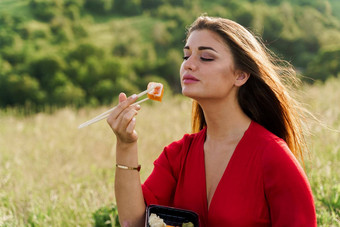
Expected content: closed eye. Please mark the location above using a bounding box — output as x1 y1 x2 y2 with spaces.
183 56 214 61
201 57 214 61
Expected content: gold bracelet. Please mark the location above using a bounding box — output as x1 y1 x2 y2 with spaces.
116 164 141 172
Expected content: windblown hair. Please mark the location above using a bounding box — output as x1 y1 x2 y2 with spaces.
187 16 308 163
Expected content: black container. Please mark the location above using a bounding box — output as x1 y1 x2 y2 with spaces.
145 205 199 227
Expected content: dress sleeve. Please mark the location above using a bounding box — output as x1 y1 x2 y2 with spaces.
262 138 317 226
142 134 190 206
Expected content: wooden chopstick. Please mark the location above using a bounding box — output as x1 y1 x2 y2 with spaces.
78 97 149 129
78 85 155 129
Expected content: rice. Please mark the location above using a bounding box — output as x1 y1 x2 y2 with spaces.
148 213 194 227
148 213 166 227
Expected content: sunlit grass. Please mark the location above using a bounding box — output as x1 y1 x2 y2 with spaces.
303 77 340 226
0 78 340 226
0 95 191 226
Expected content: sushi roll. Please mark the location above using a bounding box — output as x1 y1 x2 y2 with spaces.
147 82 164 102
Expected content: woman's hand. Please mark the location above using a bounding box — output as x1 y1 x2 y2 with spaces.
107 93 141 144
109 93 146 226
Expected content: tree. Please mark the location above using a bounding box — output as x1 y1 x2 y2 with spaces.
84 0 113 14
93 79 115 104
156 49 182 92
29 55 65 89
306 47 340 81
29 0 59 22
68 43 104 63
141 0 164 10
0 30 15 48
0 73 46 106
113 0 142 16
51 81 85 106
1 48 27 66
234 4 254 28
262 10 284 43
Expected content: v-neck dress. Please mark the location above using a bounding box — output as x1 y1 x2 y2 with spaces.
142 121 316 226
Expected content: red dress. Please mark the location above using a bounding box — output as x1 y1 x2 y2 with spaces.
142 121 317 226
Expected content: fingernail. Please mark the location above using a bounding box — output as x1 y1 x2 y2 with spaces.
131 94 137 99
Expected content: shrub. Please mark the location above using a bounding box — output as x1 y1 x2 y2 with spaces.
84 0 113 14
141 0 164 10
156 49 182 92
113 0 142 16
93 79 116 104
1 48 27 66
51 81 85 106
71 22 88 38
306 47 340 82
92 204 120 227
68 43 104 63
0 30 15 48
29 55 65 86
0 73 46 106
29 0 59 22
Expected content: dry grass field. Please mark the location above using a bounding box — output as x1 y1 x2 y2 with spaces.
0 95 192 226
0 78 340 226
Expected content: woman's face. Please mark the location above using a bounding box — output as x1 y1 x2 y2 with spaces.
180 29 241 102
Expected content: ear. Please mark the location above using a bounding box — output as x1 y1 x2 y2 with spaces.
234 70 250 87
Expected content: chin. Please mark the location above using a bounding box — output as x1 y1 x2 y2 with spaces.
182 89 201 100
181 87 192 97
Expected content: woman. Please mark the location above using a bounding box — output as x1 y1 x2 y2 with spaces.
107 16 317 226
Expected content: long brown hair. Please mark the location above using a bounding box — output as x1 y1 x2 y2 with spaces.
188 16 307 163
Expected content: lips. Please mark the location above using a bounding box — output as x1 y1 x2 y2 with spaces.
182 74 199 84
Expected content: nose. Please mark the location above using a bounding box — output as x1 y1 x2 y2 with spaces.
182 56 198 71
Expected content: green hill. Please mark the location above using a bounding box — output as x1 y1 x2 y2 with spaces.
0 0 340 108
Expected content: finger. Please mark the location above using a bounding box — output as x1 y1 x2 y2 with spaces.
112 104 140 129
126 117 136 135
107 103 141 130
119 92 127 103
111 108 138 134
134 104 141 111
107 93 126 125
118 108 138 130
108 94 138 121
115 94 138 116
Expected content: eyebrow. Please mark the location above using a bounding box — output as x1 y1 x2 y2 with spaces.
184 46 218 53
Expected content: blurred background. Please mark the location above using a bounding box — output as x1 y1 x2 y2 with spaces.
0 0 339 226
0 0 339 110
